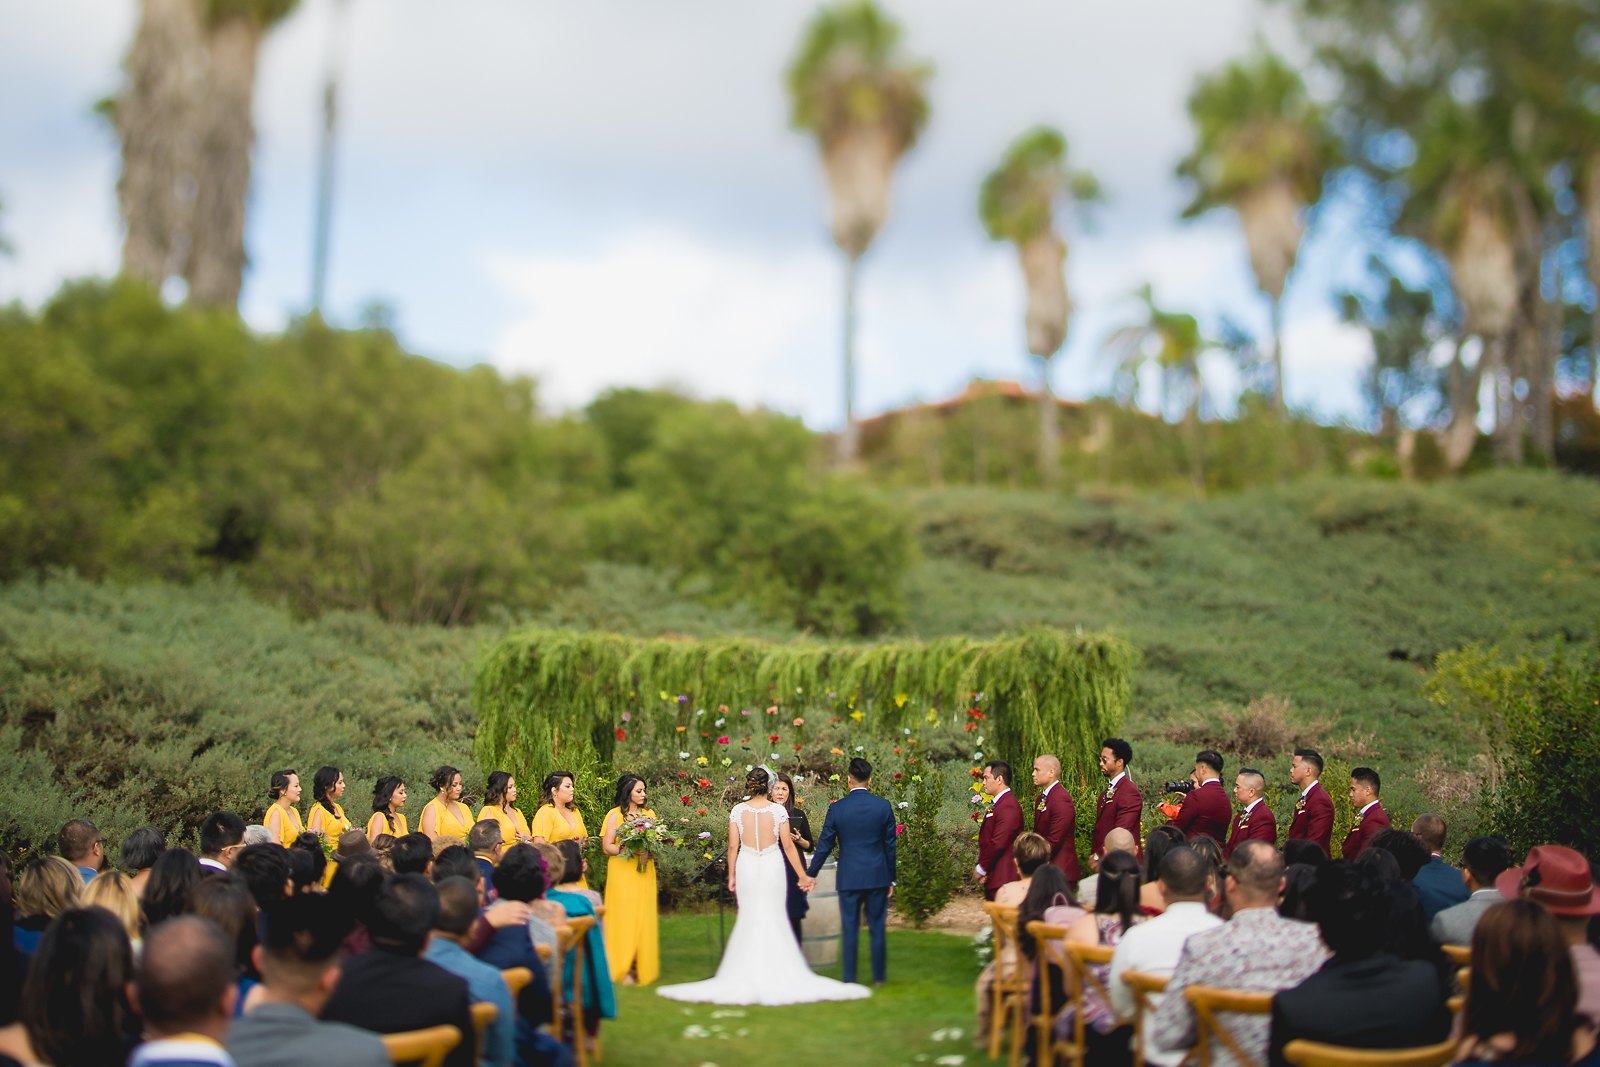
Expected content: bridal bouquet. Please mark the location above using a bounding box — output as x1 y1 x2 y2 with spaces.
617 815 674 871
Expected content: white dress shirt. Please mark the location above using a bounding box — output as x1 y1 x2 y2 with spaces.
1108 900 1223 1064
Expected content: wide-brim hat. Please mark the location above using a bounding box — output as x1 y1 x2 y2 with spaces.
1497 845 1600 916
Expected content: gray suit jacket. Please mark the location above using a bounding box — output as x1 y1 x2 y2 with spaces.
1429 888 1506 946
226 1003 389 1067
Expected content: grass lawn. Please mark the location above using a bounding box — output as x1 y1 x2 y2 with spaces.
601 910 984 1067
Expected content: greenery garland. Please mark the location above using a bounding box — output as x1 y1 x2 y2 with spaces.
473 627 1135 791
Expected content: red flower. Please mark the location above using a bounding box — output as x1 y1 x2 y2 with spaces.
741 736 750 743
964 722 977 732
615 727 627 741
970 768 983 779
696 808 708 815
768 734 780 743
893 772 904 780
696 778 711 789
680 796 691 805
716 736 730 745
793 744 803 752
895 824 905 836
677 770 688 777
893 747 901 754
970 811 983 822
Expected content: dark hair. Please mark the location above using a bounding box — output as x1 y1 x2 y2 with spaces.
392 833 434 876
58 818 100 864
142 848 202 929
1350 766 1381 795
200 811 245 856
468 820 502 853
289 833 327 890
1195 749 1223 774
774 771 800 817
1283 839 1328 869
1354 846 1401 882
1368 829 1428 881
327 853 385 932
285 849 316 893
848 757 872 783
614 773 646 812
1101 738 1133 765
493 844 549 903
372 775 405 832
1017 864 1073 960
1278 863 1319 921
233 844 292 910
1143 825 1187 885
366 874 438 955
1160 846 1211 899
21 908 134 1066
555 840 584 884
540 771 575 808
1188 835 1228 916
1308 861 1391 958
269 769 297 801
745 767 771 797
1293 748 1324 774
119 827 166 872
432 845 478 887
484 771 514 808
430 765 460 794
983 760 1013 786
434 877 480 937
188 876 259 979
312 766 341 808
259 893 349 967
138 915 235 1031
1463 835 1514 887
1465 899 1581 1062
1093 850 1142 934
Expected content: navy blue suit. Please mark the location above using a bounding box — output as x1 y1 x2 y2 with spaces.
807 787 897 984
1412 855 1470 921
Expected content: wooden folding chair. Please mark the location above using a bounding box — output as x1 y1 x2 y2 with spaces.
470 1002 498 1056
982 902 1030 1067
501 966 534 999
1025 921 1123 1067
558 915 599 1067
1120 970 1169 1067
1439 944 1470 967
1281 1037 1457 1067
380 1024 462 1067
1184 985 1273 1067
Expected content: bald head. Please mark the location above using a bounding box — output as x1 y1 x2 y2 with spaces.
137 916 236 1036
1228 841 1286 905
1104 827 1137 856
1032 755 1062 788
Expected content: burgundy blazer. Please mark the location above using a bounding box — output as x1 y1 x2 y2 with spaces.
1167 779 1231 844
1033 783 1080 884
1224 800 1278 858
1092 776 1143 858
1287 781 1335 857
978 789 1024 891
1341 801 1391 860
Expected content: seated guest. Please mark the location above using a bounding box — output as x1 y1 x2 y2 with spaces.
59 818 105 883
1497 845 1600 1028
120 827 167 898
478 849 571 1067
1363 832 1442 968
1109 847 1223 1065
432 846 481 888
1014 864 1087 1066
1340 766 1390 860
21 908 137 1067
1140 826 1187 915
199 813 246 875
241 825 274 849
1267 862 1450 1066
327 830 372 889
552 841 603 912
1056 850 1146 1062
425 877 517 1067
470 821 505 898
1432 835 1513 946
1153 841 1327 1067
189 876 262 1016
486 846 562 971
286 835 327 893
233 845 293 910
1409 814 1469 920
321 874 476 1067
1278 863 1318 921
82 870 143 959
128 916 236 1067
143 849 203 930
11 856 79 958
1080 828 1137 909
225 895 387 1067
545 843 617 1047
371 834 398 872
1282 840 1328 870
326 853 385 956
975 833 1053 1044
1456 899 1600 1066
1189 835 1230 919
392 833 435 877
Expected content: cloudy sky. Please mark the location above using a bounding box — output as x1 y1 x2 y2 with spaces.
2 0 1379 428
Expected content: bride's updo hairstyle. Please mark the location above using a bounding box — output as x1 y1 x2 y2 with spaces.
745 767 771 798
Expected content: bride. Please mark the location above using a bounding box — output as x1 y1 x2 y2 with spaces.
657 766 871 1005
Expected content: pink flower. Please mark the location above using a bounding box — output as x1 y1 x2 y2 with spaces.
716 736 730 745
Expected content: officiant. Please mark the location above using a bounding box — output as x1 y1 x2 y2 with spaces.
775 771 813 944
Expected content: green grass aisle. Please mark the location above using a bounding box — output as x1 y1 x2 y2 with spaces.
602 911 983 1066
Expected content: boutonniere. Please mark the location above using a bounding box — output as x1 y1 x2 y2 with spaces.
1238 814 1251 829
983 811 994 820
1294 798 1306 816
1036 798 1048 813
1103 784 1116 801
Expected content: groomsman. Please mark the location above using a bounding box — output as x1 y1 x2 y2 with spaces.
1287 747 1335 857
1225 768 1276 859
973 760 1023 901
1166 749 1230 844
1092 738 1143 867
1030 754 1080 889
1341 766 1391 859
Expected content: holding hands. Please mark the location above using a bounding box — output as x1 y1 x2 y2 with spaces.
798 874 816 893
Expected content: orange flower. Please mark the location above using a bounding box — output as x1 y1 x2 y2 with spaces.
676 726 687 732
830 747 844 755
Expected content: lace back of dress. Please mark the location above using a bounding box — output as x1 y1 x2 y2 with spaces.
734 802 784 854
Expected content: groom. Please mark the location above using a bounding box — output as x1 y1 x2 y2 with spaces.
807 757 897 985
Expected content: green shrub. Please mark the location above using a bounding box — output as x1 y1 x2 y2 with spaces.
894 766 961 926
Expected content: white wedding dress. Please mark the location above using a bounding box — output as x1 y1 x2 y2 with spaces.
657 800 871 1005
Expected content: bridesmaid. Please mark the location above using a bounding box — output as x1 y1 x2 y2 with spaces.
529 770 589 888
477 771 531 847
366 775 409 841
774 771 812 944
600 773 660 986
263 769 305 848
419 765 473 843
306 766 352 842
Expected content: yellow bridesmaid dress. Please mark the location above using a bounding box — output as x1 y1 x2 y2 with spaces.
423 796 473 842
266 803 305 848
529 804 589 888
476 803 531 848
366 810 409 840
307 801 351 841
601 807 660 985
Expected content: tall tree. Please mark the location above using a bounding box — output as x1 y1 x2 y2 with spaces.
978 126 1100 487
1104 284 1209 488
786 1 931 464
1177 48 1338 418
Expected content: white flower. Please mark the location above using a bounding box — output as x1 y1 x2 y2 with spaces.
696 708 706 717
770 753 780 760
855 745 865 752
679 752 691 759
682 1025 710 1039
903 727 911 735
899 801 910 809
714 717 726 727
973 751 983 760
935 1054 966 1065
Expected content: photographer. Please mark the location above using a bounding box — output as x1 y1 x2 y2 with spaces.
1164 750 1230 845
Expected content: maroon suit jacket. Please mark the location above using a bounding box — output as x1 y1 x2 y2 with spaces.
1092 775 1143 857
1224 799 1278 858
1341 801 1391 860
978 789 1024 892
1167 779 1230 844
1287 781 1335 857
1033 782 1080 884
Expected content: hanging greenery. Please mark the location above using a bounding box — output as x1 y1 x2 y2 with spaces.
473 627 1135 792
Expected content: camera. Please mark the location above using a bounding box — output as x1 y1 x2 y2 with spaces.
1163 780 1196 794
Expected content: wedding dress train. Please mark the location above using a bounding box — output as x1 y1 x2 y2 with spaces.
657 801 871 1006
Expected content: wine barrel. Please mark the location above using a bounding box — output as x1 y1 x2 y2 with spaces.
800 860 840 968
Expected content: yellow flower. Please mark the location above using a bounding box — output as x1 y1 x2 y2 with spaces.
894 692 908 708
850 710 865 722
828 774 840 782
659 690 670 701
703 852 713 860
925 707 939 724
696 756 708 766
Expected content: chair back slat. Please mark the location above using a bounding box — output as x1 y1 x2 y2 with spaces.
1121 970 1170 1067
1184 985 1273 1067
1439 944 1470 966
380 1025 462 1067
470 1002 498 1052
1281 1037 1457 1067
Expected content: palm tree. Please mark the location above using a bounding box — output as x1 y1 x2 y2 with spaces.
979 126 1100 487
1177 48 1337 417
786 1 931 464
1104 284 1209 488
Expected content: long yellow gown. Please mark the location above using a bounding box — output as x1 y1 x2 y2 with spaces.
600 807 660 985
476 803 531 847
529 804 589 889
266 803 305 848
422 796 474 842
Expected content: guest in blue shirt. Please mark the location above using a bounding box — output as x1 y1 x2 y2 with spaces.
1409 815 1470 920
479 846 572 1067
426 878 516 1067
